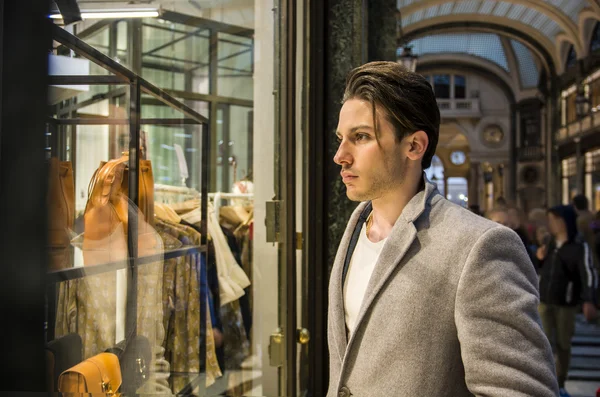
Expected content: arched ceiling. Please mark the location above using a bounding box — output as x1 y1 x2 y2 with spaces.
407 33 540 95
397 0 600 76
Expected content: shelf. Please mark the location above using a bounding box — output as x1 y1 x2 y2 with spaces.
46 245 206 284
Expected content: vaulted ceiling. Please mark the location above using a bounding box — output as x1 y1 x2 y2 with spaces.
398 0 600 79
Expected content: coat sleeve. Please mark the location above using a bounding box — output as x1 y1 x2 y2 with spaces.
455 226 559 397
577 241 598 304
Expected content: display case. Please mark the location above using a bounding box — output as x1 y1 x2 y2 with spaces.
45 24 212 396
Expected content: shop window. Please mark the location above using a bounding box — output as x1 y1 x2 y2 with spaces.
591 22 600 54
454 75 466 99
566 45 577 69
562 157 578 204
433 74 450 99
585 148 600 211
591 78 600 109
565 91 577 125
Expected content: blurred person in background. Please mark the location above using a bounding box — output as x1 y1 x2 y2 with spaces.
486 207 510 227
508 207 533 258
572 194 597 262
536 205 598 397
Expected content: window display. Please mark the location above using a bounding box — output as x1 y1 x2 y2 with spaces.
47 25 212 396
46 0 303 395
585 148 600 211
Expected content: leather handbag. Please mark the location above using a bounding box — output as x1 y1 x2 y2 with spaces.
47 157 74 270
82 153 155 266
58 352 122 396
105 335 152 393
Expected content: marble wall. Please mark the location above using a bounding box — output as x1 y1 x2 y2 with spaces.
324 0 397 270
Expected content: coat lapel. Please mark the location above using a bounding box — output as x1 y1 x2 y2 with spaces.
330 202 368 361
344 178 438 354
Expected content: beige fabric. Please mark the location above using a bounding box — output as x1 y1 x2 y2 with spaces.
327 177 559 397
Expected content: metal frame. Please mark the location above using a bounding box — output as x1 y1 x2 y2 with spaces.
59 12 255 193
47 24 211 396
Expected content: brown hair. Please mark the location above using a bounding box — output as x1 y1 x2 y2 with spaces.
343 61 440 169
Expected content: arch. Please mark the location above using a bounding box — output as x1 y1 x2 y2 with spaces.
404 21 557 77
500 36 523 92
565 44 577 70
589 20 600 54
399 0 583 55
417 53 518 100
402 16 559 74
578 10 600 57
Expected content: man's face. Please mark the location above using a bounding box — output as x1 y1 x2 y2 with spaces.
334 99 407 202
547 212 565 237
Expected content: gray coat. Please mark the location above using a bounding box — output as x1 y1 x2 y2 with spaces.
327 179 559 397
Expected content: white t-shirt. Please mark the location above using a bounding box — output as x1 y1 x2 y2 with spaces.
343 223 387 336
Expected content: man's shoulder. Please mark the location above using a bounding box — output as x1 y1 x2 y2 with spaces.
429 196 499 235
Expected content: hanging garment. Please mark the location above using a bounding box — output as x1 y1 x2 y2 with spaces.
181 206 250 306
54 215 166 395
156 219 222 391
47 158 75 271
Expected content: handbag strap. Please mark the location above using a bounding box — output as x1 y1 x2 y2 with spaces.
341 202 372 287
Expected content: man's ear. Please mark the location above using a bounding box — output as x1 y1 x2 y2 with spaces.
406 130 429 162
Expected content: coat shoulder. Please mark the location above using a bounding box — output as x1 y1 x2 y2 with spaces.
427 195 500 236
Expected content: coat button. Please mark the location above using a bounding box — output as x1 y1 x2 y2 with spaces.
338 386 351 397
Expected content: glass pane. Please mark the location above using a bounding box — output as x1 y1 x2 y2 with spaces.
454 75 466 99
434 74 450 99
218 33 253 100
84 26 110 56
48 1 300 395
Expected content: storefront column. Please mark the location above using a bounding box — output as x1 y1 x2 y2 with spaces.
367 0 396 61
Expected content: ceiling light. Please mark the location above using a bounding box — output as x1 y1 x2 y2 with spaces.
50 8 160 20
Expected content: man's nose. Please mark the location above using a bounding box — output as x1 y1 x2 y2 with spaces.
334 141 351 165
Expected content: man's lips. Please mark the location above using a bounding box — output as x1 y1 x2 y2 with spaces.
341 172 357 183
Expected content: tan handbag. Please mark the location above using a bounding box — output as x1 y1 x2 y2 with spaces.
83 153 155 266
47 158 74 271
58 352 122 396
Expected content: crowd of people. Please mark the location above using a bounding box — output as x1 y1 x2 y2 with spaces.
472 196 600 397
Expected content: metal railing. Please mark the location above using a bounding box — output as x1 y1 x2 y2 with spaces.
557 112 597 142
437 98 481 117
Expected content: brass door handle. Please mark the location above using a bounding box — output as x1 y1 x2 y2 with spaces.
297 328 310 344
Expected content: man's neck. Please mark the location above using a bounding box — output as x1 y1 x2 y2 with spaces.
368 171 422 242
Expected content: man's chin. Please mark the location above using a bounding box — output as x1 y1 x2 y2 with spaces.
346 189 368 202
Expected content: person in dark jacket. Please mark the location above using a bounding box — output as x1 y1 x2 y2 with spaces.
536 205 598 396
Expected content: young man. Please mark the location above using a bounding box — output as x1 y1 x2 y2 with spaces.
328 61 558 396
537 205 598 397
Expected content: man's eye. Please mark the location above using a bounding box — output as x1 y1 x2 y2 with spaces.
336 136 343 143
356 134 369 141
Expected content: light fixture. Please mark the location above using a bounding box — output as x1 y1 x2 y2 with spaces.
50 8 160 20
398 44 418 72
396 9 418 72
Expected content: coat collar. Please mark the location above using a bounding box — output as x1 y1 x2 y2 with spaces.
331 174 439 362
